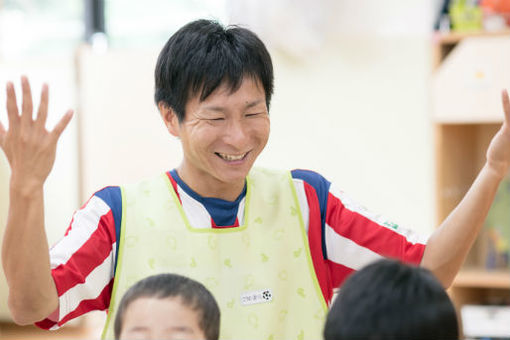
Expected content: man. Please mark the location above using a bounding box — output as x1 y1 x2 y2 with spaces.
2 19 510 339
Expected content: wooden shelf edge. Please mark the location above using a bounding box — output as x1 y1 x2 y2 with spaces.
433 30 510 45
453 269 510 289
432 117 504 125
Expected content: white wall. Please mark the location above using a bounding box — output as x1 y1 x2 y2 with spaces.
230 0 438 235
258 37 434 236
76 46 183 201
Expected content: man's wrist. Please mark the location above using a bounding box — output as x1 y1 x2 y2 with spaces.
483 161 508 182
9 178 44 198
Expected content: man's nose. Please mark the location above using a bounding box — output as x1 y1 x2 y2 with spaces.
224 118 249 146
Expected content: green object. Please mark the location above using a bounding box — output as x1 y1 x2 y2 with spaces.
485 176 510 269
449 0 483 32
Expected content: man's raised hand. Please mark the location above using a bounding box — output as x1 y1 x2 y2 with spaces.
486 89 510 180
0 76 73 194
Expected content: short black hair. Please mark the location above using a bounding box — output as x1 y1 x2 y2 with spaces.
324 259 459 340
154 19 274 122
114 273 220 340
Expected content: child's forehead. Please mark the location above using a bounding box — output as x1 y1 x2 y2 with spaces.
125 296 201 323
130 295 187 308
121 296 205 338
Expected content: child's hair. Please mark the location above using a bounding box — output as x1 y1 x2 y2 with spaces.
323 259 459 340
114 273 220 340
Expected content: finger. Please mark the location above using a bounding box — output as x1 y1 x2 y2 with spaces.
20 75 34 124
35 83 49 127
51 110 73 140
6 82 20 127
501 89 510 126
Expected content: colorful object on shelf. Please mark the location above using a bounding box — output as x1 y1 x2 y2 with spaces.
449 0 483 31
481 0 510 29
480 0 510 13
484 176 510 269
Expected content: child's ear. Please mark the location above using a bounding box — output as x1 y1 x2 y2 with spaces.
158 102 180 137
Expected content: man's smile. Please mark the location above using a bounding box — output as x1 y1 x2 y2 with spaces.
215 152 249 162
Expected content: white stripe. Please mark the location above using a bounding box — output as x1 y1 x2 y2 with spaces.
329 185 428 245
58 247 115 321
178 186 211 229
292 178 310 233
325 223 383 270
50 196 111 269
177 178 310 231
237 197 246 225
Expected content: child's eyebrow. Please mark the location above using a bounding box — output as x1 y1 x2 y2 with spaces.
166 326 194 333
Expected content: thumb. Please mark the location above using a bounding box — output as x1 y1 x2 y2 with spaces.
51 110 74 140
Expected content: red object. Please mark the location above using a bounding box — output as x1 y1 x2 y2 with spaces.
480 0 510 13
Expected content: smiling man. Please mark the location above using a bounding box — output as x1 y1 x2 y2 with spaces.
2 19 510 340
160 77 270 201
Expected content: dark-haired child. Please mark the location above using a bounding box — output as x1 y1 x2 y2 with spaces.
324 259 459 340
114 273 220 340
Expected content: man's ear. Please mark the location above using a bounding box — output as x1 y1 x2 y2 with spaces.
158 102 180 137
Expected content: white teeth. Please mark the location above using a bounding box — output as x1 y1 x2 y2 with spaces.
217 152 246 161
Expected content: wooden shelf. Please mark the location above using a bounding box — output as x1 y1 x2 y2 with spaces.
432 32 510 324
453 269 510 289
431 29 510 72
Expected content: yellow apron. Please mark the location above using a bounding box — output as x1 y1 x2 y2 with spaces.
102 167 327 339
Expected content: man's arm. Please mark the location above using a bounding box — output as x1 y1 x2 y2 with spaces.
0 77 73 324
422 90 510 288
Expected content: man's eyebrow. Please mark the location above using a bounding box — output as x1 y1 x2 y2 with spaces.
245 99 265 109
202 105 225 112
203 99 265 112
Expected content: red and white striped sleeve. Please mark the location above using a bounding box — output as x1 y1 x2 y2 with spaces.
324 184 428 290
35 192 118 330
291 169 428 304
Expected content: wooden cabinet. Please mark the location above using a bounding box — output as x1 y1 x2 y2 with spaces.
432 31 510 328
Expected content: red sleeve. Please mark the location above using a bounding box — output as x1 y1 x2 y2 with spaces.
35 193 117 330
324 186 427 290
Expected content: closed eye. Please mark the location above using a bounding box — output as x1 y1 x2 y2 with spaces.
245 112 265 117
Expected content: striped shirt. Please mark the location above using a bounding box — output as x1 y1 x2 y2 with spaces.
36 169 427 330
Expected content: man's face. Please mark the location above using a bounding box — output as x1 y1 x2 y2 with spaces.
166 77 270 198
119 297 206 340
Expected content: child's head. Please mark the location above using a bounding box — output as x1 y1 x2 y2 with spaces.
323 259 459 340
114 273 220 340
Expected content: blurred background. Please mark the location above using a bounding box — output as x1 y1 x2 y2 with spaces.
1 0 509 339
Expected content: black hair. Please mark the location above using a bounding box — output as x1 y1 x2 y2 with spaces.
114 273 220 340
154 19 274 122
323 259 459 340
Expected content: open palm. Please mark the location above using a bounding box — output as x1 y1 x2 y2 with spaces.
0 76 73 192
